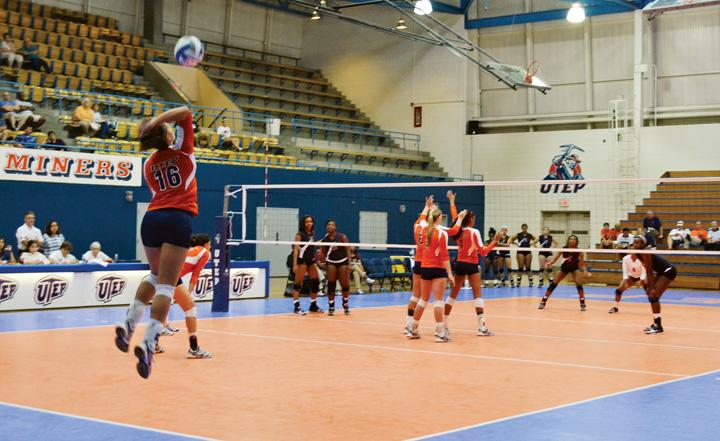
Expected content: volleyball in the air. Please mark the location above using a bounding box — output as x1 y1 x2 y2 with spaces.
174 35 204 67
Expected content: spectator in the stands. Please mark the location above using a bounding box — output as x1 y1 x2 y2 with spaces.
0 237 17 264
642 210 663 244
49 241 78 264
0 33 23 68
45 131 66 150
13 126 37 148
2 92 45 130
350 253 374 294
614 228 634 249
216 118 236 150
600 222 617 249
42 220 65 256
708 221 720 251
1 91 20 129
0 121 9 142
20 37 51 73
82 241 113 264
638 226 657 249
74 98 99 136
91 102 110 138
20 240 49 265
667 221 690 250
16 211 43 252
689 221 709 250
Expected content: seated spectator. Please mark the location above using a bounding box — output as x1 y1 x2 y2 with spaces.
350 253 375 294
91 102 110 139
216 118 237 150
642 210 663 244
667 221 690 250
614 228 633 249
74 98 100 136
14 126 37 148
638 227 656 249
0 33 23 68
49 241 78 264
20 240 49 264
0 237 17 264
45 131 67 150
600 222 617 249
13 94 45 130
19 37 51 73
0 121 9 142
82 241 113 264
42 220 65 256
708 221 720 251
15 211 43 252
0 91 20 129
689 221 709 249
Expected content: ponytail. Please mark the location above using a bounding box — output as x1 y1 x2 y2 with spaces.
452 210 474 241
191 233 211 247
425 207 441 248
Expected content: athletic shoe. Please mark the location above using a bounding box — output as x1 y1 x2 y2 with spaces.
357 289 365 295
165 323 180 333
529 279 534 287
501 281 506 287
538 282 544 288
580 303 587 312
538 300 547 310
403 325 413 336
328 307 335 316
153 344 166 354
114 320 133 353
644 324 664 334
159 326 174 337
406 328 420 339
435 331 450 343
478 327 494 337
343 302 350 315
293 304 307 315
366 277 375 285
608 306 619 314
134 341 153 379
308 303 325 313
187 347 213 359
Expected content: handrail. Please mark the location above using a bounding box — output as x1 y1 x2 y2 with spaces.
162 33 301 67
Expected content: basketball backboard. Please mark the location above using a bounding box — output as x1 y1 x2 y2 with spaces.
484 62 552 94
643 0 720 17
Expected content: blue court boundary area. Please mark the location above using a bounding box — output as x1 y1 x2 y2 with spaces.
419 369 720 441
0 402 210 441
0 285 718 333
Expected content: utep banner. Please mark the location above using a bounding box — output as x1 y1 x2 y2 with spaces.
0 146 142 187
0 265 266 311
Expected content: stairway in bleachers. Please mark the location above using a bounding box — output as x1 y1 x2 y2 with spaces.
587 170 720 290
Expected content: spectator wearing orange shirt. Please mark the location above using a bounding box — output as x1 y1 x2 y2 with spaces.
74 98 100 136
600 222 617 249
689 221 709 250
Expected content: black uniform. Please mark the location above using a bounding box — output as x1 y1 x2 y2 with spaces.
538 234 554 257
498 235 511 257
650 254 677 281
296 230 316 266
516 232 535 256
321 233 349 269
560 251 581 273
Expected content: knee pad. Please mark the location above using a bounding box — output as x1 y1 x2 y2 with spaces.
409 296 419 304
310 278 320 293
575 284 584 292
547 282 558 292
184 306 198 318
293 283 302 291
145 273 158 287
417 299 427 309
341 284 350 292
446 296 456 306
615 288 623 296
648 296 660 305
474 298 484 309
433 300 444 309
155 284 174 299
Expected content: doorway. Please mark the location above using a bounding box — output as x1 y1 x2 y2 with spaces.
541 211 591 248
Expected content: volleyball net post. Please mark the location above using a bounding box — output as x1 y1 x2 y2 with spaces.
211 213 231 312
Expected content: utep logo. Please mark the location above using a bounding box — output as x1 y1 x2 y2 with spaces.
230 272 255 297
541 144 586 194
0 276 19 304
95 274 127 303
193 271 214 299
34 276 69 306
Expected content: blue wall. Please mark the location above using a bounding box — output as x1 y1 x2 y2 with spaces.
1 163 484 260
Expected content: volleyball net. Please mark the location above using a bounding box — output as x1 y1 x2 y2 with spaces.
209 176 720 311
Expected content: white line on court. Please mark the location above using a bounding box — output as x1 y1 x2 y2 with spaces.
300 315 720 352
200 328 685 378
0 400 217 441
405 368 720 441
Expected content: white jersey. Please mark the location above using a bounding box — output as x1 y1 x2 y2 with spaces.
622 254 646 280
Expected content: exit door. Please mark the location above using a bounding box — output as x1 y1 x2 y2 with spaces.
541 211 591 248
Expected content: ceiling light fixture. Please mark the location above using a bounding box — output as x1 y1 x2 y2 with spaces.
395 17 407 30
413 0 433 16
311 8 321 20
566 3 586 23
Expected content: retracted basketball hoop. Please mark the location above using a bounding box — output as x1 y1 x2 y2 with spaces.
524 60 541 84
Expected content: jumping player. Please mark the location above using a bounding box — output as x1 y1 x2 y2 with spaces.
532 227 556 288
444 210 503 336
156 234 213 358
292 215 324 315
114 106 198 379
538 235 589 311
319 220 351 316
509 224 535 287
608 240 647 314
407 206 466 342
635 236 677 334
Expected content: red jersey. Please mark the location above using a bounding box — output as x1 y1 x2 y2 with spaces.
421 227 450 269
143 114 198 216
413 214 428 263
456 227 495 264
180 246 210 286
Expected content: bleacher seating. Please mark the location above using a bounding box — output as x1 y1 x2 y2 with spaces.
0 0 119 30
586 171 720 290
364 257 413 292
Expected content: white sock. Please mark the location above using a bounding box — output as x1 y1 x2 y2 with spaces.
443 314 448 324
126 300 145 327
411 319 419 330
435 322 445 333
406 315 413 327
653 314 661 320
478 313 485 329
143 319 164 352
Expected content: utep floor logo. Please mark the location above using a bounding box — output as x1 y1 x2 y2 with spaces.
0 276 19 304
193 270 214 299
230 271 255 297
96 274 127 303
35 275 69 306
541 144 586 194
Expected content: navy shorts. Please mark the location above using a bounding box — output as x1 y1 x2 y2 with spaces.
141 208 192 248
539 251 553 257
455 261 479 276
421 267 448 280
413 261 422 275
296 255 315 266
658 266 677 281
